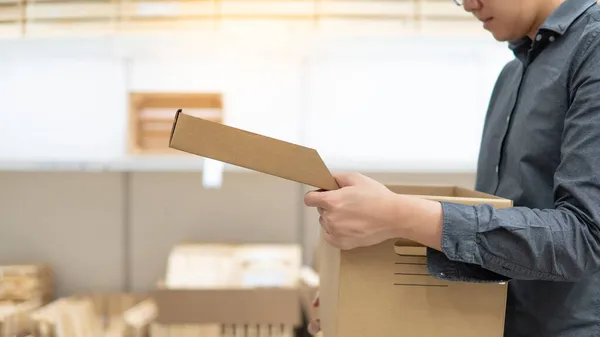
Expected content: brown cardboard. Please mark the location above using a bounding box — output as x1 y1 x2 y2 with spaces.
169 109 339 190
152 288 301 325
168 111 512 337
319 186 512 337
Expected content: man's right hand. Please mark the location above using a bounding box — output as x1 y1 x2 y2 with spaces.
308 292 321 335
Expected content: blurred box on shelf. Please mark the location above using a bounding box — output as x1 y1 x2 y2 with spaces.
151 243 303 337
29 293 149 337
0 264 53 304
0 264 52 337
129 92 223 155
169 111 513 337
0 297 43 337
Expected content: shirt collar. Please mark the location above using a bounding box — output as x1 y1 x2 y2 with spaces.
508 0 597 60
539 0 597 35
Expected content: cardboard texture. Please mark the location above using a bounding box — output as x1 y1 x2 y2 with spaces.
169 111 513 337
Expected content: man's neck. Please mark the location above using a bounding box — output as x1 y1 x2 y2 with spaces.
527 0 565 39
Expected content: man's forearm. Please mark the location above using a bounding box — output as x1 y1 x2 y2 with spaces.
390 194 444 251
406 198 600 282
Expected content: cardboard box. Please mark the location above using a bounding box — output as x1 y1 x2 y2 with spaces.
29 293 147 337
168 110 512 337
319 185 511 337
151 243 303 337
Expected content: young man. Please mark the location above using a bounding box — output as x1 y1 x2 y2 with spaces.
304 0 600 336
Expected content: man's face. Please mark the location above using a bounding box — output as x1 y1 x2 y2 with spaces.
463 0 545 41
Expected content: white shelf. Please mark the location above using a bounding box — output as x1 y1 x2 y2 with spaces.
0 156 206 172
0 156 476 173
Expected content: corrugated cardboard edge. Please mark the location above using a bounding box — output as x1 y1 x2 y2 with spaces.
168 109 183 146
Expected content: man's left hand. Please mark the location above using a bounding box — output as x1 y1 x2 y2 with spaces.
303 172 402 250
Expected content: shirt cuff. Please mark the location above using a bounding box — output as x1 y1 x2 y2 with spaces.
440 201 480 265
426 201 510 283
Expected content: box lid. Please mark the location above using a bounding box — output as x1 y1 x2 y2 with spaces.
169 109 339 190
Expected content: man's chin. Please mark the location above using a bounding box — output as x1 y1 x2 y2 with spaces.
489 30 512 42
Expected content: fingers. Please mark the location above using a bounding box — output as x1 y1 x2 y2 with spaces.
319 216 334 237
321 225 340 247
308 319 321 335
304 190 329 208
309 292 321 335
332 172 363 188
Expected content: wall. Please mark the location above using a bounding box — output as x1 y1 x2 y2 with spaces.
0 170 476 296
0 33 514 170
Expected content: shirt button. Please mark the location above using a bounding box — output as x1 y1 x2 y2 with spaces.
506 115 511 123
549 36 556 42
536 34 542 41
495 165 499 173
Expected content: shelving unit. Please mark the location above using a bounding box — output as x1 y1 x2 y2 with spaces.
0 157 477 173
25 0 118 36
0 0 480 38
0 0 24 37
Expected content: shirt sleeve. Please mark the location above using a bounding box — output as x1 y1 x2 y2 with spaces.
437 31 600 282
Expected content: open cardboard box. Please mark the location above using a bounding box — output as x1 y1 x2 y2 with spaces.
168 110 512 337
150 243 303 336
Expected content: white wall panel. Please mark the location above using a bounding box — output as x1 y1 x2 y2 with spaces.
0 35 512 171
0 57 127 160
306 48 489 170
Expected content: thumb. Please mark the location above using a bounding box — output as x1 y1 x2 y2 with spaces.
333 172 364 188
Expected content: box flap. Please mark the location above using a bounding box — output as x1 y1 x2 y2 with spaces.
386 184 512 208
151 288 301 325
169 110 339 191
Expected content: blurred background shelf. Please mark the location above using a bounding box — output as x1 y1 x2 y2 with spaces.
0 0 483 38
0 157 477 173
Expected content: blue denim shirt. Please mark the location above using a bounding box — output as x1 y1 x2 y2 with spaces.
427 0 600 336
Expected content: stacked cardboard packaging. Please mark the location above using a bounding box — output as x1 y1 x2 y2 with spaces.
0 264 53 337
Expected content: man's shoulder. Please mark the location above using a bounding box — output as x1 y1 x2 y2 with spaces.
572 4 600 57
584 3 600 23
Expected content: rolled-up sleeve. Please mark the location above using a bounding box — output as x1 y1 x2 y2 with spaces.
440 202 600 281
437 33 600 282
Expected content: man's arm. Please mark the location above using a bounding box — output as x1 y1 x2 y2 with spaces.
401 33 600 282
